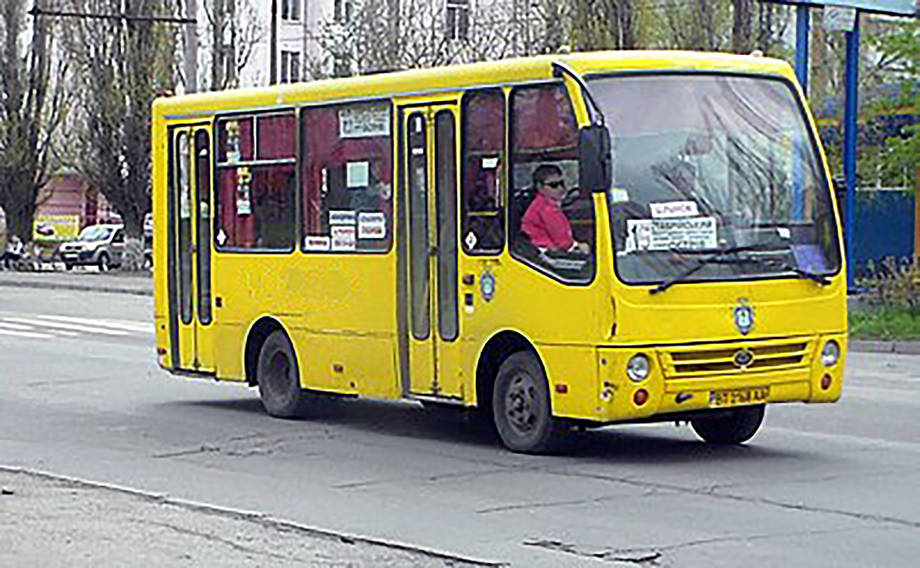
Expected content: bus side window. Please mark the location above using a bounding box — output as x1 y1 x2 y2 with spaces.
214 113 296 250
461 88 505 255
509 82 595 283
301 101 393 253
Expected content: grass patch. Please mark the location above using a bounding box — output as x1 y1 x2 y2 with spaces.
849 307 920 340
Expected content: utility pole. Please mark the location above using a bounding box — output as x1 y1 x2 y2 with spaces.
270 0 278 84
184 0 198 93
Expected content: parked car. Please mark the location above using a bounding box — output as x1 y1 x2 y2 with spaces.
58 224 126 271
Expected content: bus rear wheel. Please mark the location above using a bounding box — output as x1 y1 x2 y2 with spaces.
691 405 765 445
256 330 310 418
492 351 565 454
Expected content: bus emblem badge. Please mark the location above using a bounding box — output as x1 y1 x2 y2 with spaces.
733 302 754 335
480 270 496 302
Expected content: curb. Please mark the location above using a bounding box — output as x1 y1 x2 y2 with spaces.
0 465 505 567
849 339 920 355
0 279 152 297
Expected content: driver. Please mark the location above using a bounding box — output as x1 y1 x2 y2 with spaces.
521 164 589 254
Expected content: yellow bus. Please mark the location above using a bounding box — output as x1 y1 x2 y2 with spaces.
152 51 846 453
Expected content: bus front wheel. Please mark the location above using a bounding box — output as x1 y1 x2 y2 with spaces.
492 351 565 454
256 330 310 418
691 405 765 444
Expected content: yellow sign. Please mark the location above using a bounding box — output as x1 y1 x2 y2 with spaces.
33 214 80 242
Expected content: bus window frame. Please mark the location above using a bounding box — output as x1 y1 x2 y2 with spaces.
213 108 299 255
584 69 844 287
459 87 507 257
507 79 597 287
298 97 396 256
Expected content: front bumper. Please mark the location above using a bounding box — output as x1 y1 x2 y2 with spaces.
593 334 845 423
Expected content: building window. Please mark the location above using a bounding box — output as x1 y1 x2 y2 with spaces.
334 0 354 23
280 50 301 83
281 0 300 21
446 0 470 40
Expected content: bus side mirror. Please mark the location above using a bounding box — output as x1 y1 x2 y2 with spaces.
579 124 612 193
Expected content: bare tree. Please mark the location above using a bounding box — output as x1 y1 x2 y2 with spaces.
569 0 639 50
62 0 176 269
201 0 263 90
0 0 69 243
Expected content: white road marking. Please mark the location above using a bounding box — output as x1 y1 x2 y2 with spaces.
0 328 54 340
3 317 129 336
0 322 35 331
34 315 152 334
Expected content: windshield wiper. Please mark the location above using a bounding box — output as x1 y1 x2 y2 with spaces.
740 255 831 286
650 245 758 295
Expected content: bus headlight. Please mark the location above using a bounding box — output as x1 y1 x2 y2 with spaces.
626 354 651 382
821 340 840 367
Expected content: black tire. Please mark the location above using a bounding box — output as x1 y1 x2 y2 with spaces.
97 252 110 272
691 405 765 445
492 351 566 453
256 330 310 418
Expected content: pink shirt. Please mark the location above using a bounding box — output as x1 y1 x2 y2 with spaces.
521 192 574 251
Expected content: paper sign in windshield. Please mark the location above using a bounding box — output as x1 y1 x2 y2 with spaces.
650 200 699 218
627 217 717 251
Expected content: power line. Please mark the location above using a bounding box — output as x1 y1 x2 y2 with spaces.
28 6 196 25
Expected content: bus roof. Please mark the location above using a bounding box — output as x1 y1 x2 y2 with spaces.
153 50 795 119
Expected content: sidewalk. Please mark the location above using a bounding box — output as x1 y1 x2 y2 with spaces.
0 269 152 296
0 468 491 568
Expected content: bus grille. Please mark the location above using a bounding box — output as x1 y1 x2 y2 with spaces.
659 339 814 379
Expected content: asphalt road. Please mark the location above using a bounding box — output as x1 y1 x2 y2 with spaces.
1 286 919 567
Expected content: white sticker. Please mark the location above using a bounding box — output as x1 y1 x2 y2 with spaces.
650 200 699 219
627 216 717 251
329 210 356 225
358 212 386 239
482 156 499 169
777 227 791 240
610 187 630 203
216 229 227 246
339 104 390 138
236 198 251 216
464 232 478 250
331 225 357 251
346 161 370 189
304 235 331 251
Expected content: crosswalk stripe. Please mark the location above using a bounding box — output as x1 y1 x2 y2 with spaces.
0 328 54 340
33 314 152 333
0 322 34 331
3 317 129 336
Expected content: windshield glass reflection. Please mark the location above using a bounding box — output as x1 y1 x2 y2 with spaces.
590 73 841 285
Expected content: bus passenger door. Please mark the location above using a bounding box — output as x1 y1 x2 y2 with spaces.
167 125 215 373
401 105 462 399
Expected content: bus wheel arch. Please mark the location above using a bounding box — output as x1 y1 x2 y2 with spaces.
244 316 287 387
475 330 535 416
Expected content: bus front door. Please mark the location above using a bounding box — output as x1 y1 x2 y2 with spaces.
168 125 216 373
401 105 463 399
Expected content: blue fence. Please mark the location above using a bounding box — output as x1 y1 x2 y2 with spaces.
851 189 915 277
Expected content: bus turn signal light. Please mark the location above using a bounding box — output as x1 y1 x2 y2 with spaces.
821 374 832 390
634 389 649 406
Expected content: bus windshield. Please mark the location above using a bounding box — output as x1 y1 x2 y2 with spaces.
589 73 841 286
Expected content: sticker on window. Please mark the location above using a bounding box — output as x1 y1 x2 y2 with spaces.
482 156 499 169
650 200 699 219
626 217 717 252
610 187 629 203
358 212 386 239
346 161 370 189
304 235 331 251
339 104 390 139
331 225 357 251
329 210 356 225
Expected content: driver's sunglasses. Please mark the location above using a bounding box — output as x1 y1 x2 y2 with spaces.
544 180 565 189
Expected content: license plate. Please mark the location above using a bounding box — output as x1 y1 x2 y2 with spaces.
709 386 769 408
